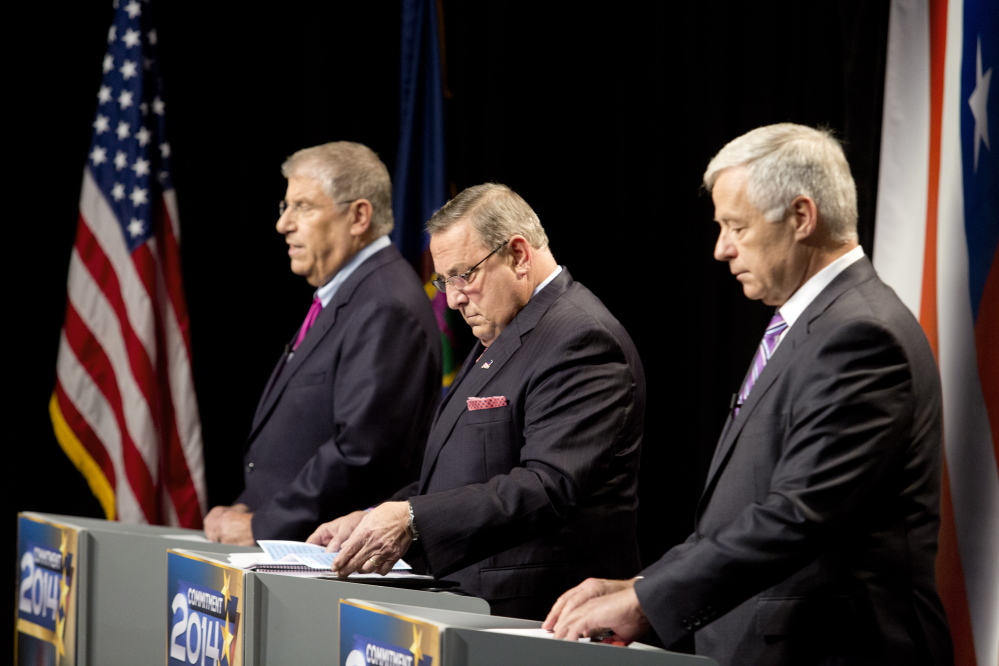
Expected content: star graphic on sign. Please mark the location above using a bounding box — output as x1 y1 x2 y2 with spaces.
103 54 114 73
93 114 110 134
152 96 165 115
114 150 128 170
130 186 148 206
160 142 171 158
98 85 112 104
147 29 157 45
969 35 992 173
59 575 70 611
221 614 235 663
120 59 138 80
132 157 150 177
116 120 131 140
107 25 116 44
89 146 107 166
111 183 126 200
410 625 424 664
125 0 141 18
122 28 141 48
127 218 145 237
135 126 151 146
55 615 66 656
221 571 232 608
59 529 69 560
118 89 134 110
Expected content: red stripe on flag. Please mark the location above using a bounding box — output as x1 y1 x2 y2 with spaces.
63 300 160 523
159 204 193 356
974 244 999 468
54 380 117 494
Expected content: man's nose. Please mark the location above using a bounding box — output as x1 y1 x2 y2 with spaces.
714 229 735 262
446 286 468 310
276 210 293 234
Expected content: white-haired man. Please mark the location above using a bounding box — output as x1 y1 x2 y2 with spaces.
204 141 441 544
308 183 646 620
545 124 953 666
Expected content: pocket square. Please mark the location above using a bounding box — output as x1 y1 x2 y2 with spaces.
467 396 508 411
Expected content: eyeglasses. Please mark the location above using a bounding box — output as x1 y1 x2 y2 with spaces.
431 240 508 293
278 198 359 218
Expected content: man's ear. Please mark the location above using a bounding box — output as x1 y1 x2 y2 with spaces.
508 236 532 276
348 199 373 237
789 195 819 241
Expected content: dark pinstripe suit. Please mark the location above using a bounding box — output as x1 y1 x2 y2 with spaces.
404 269 645 620
238 245 441 541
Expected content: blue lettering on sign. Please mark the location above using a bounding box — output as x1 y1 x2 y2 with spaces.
168 579 237 666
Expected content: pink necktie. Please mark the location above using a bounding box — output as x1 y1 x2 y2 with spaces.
293 297 323 350
735 312 787 414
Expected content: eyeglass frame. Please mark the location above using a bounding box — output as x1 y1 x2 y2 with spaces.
431 240 509 293
278 198 360 218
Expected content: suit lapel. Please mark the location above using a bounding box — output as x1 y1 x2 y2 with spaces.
247 245 400 441
418 269 572 491
698 258 879 507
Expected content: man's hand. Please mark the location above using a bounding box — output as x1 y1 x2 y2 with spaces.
330 502 412 576
204 505 255 546
545 578 649 643
306 510 368 551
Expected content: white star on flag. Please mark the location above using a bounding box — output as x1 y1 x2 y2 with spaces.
89 146 108 166
160 142 171 158
115 120 131 140
120 60 137 80
98 85 112 104
114 151 128 170
129 186 148 206
107 25 116 44
969 36 992 173
127 218 145 237
132 157 151 177
124 1 141 19
122 28 141 48
118 90 134 110
93 114 110 134
135 126 151 146
152 96 165 115
147 29 157 45
103 54 114 73
140 102 148 116
111 183 126 201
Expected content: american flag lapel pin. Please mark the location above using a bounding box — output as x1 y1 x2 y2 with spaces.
481 359 493 369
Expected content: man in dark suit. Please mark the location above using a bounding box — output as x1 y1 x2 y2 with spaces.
307 183 645 620
204 141 441 544
546 124 953 665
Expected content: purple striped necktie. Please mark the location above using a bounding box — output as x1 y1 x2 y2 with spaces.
293 297 323 350
735 312 788 414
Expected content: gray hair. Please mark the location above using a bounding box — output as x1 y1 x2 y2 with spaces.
282 141 394 237
426 183 549 251
703 124 858 243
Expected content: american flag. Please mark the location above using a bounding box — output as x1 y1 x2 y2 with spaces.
50 0 206 528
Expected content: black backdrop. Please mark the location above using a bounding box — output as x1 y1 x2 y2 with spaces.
7 0 889 654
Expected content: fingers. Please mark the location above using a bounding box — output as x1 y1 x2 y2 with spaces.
542 578 607 630
306 522 331 546
204 506 228 541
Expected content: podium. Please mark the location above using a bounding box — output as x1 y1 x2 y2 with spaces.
340 599 719 665
168 549 488 665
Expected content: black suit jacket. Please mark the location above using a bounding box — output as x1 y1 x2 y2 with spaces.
404 269 645 620
237 244 442 541
635 258 952 665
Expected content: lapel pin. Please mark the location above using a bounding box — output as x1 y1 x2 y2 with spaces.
481 360 493 369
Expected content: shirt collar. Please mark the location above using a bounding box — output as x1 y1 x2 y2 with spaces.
531 265 563 298
315 235 391 307
779 245 865 330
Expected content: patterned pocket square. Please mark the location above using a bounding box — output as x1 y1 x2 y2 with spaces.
467 396 508 411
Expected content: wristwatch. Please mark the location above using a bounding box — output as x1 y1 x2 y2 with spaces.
406 501 420 541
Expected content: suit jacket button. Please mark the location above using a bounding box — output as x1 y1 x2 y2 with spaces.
247 462 255 472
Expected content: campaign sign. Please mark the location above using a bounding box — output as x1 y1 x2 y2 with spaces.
166 550 243 666
340 600 438 666
15 514 79 666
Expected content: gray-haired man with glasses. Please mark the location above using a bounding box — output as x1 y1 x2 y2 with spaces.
308 183 646 621
204 141 441 545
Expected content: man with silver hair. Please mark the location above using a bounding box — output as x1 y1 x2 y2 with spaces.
308 183 646 620
204 141 441 544
546 124 952 665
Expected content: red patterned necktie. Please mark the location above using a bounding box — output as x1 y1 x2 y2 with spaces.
735 312 788 414
292 297 323 350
